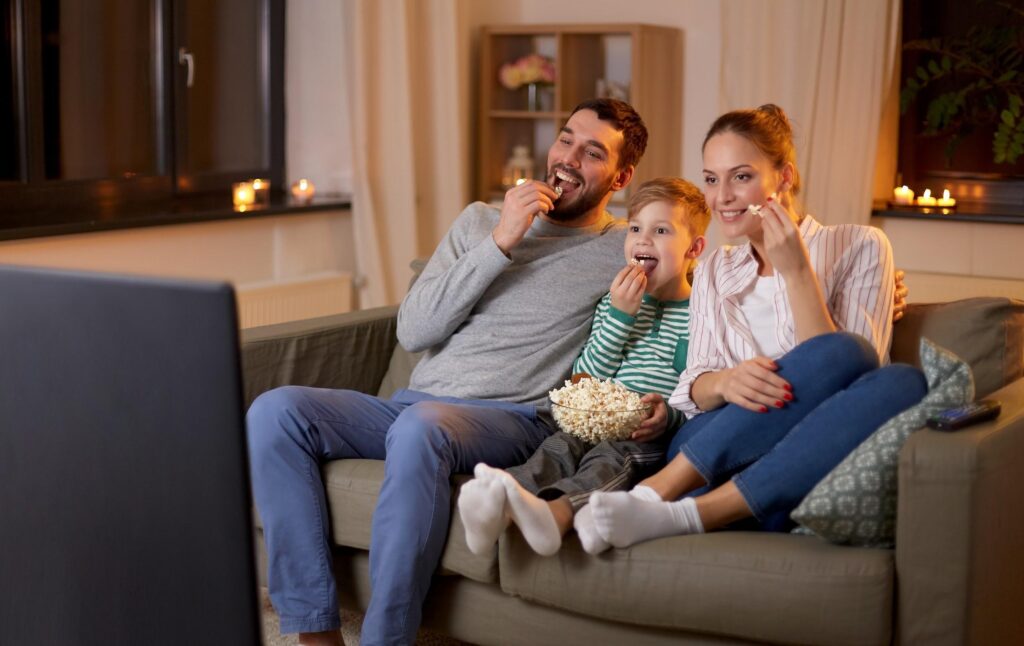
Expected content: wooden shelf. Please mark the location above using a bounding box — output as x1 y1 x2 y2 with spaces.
477 24 681 203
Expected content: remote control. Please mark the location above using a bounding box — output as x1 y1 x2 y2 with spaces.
926 399 1001 431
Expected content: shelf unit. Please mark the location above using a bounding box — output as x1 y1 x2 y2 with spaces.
477 24 681 205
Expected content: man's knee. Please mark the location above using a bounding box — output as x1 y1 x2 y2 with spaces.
386 402 455 456
246 386 313 454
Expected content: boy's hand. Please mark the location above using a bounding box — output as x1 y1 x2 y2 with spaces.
631 393 668 442
610 264 647 315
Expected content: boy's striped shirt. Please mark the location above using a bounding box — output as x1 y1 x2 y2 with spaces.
573 292 690 432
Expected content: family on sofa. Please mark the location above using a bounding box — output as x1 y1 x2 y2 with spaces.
247 98 921 646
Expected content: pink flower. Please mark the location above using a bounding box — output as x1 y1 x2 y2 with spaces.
498 53 556 90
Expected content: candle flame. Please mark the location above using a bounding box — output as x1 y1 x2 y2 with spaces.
943 189 950 199
922 189 931 198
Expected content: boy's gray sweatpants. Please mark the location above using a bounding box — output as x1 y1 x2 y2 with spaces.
507 431 668 511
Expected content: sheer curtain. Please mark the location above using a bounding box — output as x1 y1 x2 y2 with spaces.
342 0 470 307
719 0 901 226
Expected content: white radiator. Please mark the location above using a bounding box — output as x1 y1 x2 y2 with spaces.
235 271 353 328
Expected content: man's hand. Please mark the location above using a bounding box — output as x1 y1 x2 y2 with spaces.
609 264 647 315
631 393 668 442
492 180 560 255
893 269 909 322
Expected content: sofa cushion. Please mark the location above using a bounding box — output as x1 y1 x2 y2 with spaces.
321 459 498 584
891 297 1024 398
791 338 973 547
498 531 893 646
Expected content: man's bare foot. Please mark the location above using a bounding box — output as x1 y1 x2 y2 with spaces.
298 629 343 646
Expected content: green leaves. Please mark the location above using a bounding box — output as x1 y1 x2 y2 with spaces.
900 3 1023 165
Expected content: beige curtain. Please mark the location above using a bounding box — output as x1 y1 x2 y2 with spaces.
720 0 901 226
342 0 470 308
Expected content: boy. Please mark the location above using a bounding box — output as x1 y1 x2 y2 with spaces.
458 177 710 556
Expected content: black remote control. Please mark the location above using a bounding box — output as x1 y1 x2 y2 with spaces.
926 399 1001 431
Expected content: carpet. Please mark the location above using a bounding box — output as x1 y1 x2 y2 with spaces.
260 588 469 646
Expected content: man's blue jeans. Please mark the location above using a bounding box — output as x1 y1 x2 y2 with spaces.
669 332 927 529
246 387 550 644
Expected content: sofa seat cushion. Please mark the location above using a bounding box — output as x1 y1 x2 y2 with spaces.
498 531 893 646
321 459 499 584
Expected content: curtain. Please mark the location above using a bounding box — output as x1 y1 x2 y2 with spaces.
719 0 901 227
342 0 470 308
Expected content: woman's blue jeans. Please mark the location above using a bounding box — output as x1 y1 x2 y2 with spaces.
668 332 927 530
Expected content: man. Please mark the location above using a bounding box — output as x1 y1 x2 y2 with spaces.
247 98 648 646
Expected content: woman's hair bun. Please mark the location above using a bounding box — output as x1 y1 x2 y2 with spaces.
756 104 793 135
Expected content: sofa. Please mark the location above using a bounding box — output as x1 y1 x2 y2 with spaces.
242 296 1024 645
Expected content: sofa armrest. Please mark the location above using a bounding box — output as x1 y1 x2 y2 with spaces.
896 376 1024 645
240 306 399 408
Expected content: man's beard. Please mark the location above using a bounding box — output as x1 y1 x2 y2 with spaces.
546 171 616 222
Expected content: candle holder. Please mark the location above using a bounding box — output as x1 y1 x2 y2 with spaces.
251 178 271 205
233 181 255 211
290 178 316 204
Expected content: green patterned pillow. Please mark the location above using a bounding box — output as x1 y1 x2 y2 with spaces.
790 338 974 547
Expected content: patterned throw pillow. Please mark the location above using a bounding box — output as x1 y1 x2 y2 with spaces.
790 338 974 547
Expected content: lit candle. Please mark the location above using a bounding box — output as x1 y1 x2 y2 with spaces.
892 185 915 205
936 189 956 208
233 181 255 209
290 178 316 204
251 178 271 204
916 188 937 207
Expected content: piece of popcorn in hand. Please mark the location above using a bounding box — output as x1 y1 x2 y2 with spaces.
549 377 650 443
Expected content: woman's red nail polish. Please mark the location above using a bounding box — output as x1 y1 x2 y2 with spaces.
766 196 774 202
783 383 792 391
760 405 768 413
783 393 793 401
775 400 784 408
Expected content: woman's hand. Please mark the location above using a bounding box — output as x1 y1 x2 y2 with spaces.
631 393 668 441
609 263 647 316
758 197 812 279
715 357 792 413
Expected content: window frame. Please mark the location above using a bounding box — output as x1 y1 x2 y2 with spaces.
0 0 284 229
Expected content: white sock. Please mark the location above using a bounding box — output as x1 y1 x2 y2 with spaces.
574 486 662 554
475 464 562 556
591 489 704 548
457 474 509 556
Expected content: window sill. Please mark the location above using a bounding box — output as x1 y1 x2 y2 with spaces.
0 192 352 242
871 201 1024 225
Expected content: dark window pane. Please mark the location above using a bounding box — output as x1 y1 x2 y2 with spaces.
40 0 158 180
2 0 19 181
182 0 264 175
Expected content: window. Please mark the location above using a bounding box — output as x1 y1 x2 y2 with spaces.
0 0 283 229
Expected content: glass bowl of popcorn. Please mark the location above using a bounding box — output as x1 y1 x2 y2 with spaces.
548 377 652 443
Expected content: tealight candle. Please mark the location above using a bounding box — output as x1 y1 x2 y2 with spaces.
916 188 937 207
937 189 956 207
251 178 271 204
233 181 255 209
892 185 915 205
290 178 316 204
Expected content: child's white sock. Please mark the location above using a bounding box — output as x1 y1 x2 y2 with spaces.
457 473 509 556
590 489 704 548
574 486 662 554
476 464 562 556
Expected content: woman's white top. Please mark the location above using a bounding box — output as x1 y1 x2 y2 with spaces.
737 275 786 359
669 215 895 419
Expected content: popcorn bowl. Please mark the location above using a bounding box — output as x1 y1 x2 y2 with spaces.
549 398 653 443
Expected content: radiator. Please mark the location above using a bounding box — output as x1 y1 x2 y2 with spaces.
235 271 353 328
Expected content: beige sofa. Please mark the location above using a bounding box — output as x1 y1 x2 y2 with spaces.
242 297 1024 645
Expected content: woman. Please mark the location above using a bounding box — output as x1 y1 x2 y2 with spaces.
588 105 927 545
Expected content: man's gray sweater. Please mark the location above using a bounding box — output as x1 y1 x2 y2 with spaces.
397 201 627 408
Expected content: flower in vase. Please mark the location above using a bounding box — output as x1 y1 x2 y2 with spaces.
499 53 556 90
